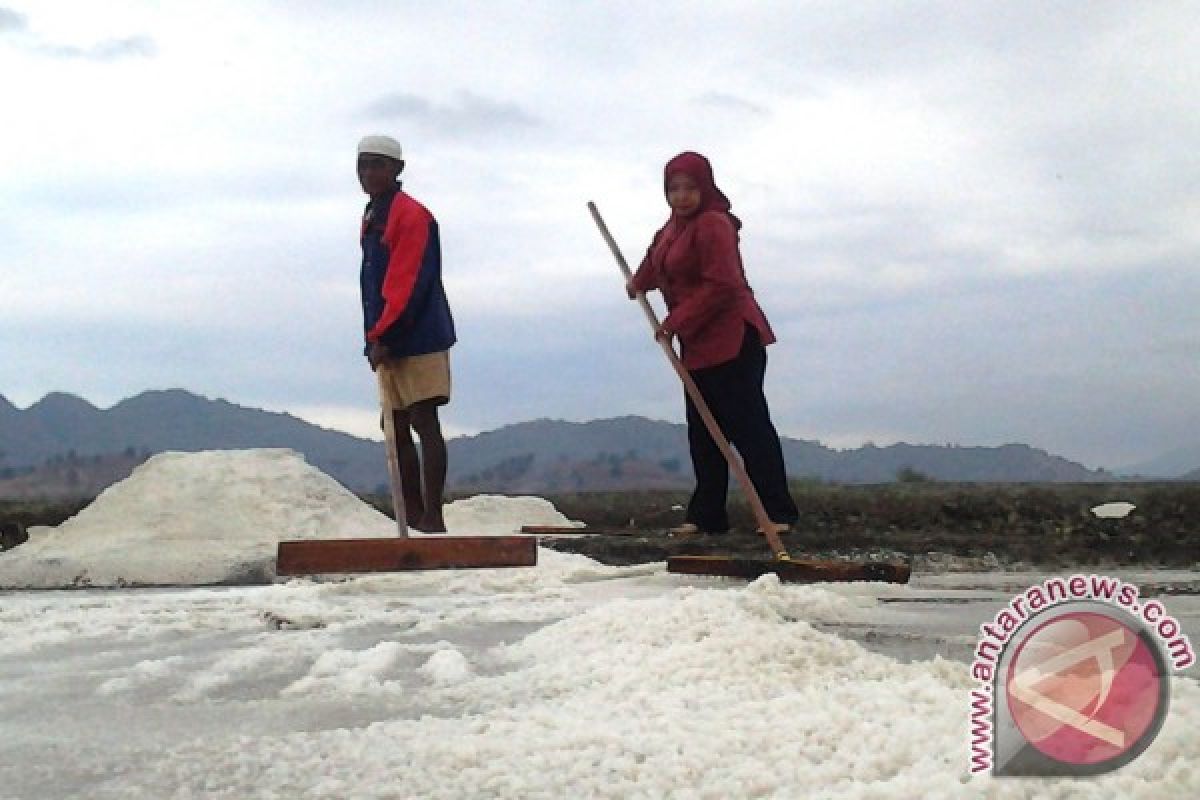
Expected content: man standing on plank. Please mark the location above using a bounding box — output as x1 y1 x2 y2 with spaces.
357 135 456 532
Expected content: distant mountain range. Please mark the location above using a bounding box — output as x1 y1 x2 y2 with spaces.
0 390 386 495
1119 444 1200 480
447 417 1116 491
0 389 1133 500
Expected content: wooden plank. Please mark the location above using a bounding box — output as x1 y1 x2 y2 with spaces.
668 555 911 585
276 536 537 576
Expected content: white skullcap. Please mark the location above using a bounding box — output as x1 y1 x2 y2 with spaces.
357 135 403 161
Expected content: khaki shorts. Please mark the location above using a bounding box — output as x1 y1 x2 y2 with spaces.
378 350 451 412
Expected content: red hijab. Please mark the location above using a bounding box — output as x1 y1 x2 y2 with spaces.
663 151 741 231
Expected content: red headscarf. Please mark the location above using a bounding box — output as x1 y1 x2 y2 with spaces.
663 151 741 231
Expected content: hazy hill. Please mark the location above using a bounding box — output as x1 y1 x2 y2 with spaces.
448 418 1111 491
0 390 386 492
448 417 692 492
1119 445 1200 479
0 390 1114 499
792 441 1109 484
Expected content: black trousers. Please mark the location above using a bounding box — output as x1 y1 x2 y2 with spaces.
684 327 799 532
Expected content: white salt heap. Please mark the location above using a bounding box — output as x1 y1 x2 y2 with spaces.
0 448 1196 798
1 573 1194 799
445 493 582 534
0 449 575 589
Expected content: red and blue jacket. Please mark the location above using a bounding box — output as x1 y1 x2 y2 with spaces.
360 187 456 358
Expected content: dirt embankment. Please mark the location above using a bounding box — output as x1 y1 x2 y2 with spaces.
4 483 1198 568
533 483 1200 569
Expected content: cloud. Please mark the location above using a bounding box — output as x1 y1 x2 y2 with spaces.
691 91 768 116
2 2 1197 472
361 90 542 136
0 6 26 32
0 5 155 60
36 34 156 60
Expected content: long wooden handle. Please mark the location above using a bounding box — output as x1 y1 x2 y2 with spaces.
587 201 789 560
377 369 409 537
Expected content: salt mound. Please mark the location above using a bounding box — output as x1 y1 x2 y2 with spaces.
443 494 582 535
0 449 586 589
0 449 398 588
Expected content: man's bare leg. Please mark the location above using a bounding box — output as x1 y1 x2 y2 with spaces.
391 408 426 528
408 400 447 532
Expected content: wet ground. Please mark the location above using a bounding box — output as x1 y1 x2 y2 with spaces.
830 569 1200 664
538 528 1200 665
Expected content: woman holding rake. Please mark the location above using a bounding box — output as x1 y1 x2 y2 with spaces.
627 151 798 537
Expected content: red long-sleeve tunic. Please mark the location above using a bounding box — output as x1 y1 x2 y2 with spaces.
631 210 775 370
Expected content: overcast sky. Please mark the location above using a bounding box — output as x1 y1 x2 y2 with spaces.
2 1 1197 471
